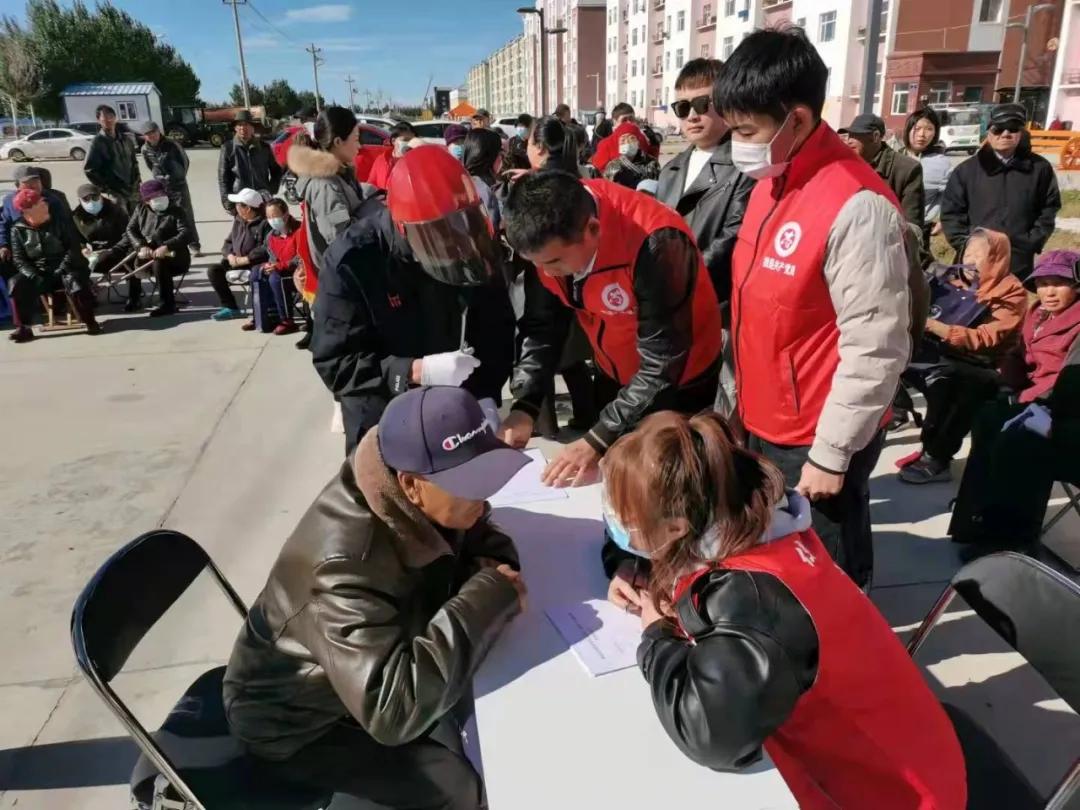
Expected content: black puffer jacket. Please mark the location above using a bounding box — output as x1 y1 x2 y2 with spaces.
657 136 754 309
72 198 128 251
142 138 190 192
312 196 516 453
218 136 282 211
10 216 88 287
223 439 520 760
941 141 1061 280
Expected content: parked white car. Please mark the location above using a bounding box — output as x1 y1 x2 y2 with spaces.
0 128 94 162
494 117 520 139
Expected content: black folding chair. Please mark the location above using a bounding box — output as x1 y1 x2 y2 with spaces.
908 552 1080 810
70 530 331 810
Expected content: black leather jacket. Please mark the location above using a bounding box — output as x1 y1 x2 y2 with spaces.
10 217 87 284
84 129 141 198
126 202 191 258
656 136 754 310
142 138 190 193
639 567 819 770
218 136 282 212
223 446 521 760
72 198 128 251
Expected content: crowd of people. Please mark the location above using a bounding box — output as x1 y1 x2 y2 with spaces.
5 24 1080 810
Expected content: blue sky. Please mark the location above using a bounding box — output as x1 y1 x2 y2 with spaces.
6 1 526 105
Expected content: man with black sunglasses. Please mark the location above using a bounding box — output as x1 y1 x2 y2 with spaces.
941 102 1060 281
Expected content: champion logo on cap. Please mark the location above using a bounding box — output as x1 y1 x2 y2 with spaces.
441 422 489 452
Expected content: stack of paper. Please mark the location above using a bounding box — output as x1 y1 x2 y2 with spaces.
489 448 570 508
546 599 643 677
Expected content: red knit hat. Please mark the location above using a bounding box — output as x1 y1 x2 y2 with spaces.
13 188 42 212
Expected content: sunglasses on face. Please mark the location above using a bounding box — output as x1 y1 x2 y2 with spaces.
990 123 1022 135
671 95 711 119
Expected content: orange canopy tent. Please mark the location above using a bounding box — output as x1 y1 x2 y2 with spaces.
449 102 477 120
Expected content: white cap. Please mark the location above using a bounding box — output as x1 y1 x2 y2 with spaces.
227 188 264 208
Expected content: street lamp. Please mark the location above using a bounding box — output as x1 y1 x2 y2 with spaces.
517 7 548 115
548 27 568 113
1009 3 1055 104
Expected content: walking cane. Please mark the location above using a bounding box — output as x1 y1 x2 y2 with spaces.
114 251 174 284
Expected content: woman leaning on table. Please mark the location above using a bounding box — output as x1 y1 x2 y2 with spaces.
601 410 966 810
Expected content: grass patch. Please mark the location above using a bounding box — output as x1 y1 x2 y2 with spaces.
930 228 1080 263
1061 190 1080 219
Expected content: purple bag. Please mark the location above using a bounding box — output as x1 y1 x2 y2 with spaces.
927 263 988 329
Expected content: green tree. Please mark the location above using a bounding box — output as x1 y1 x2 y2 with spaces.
261 79 301 119
228 82 264 109
295 89 324 113
10 0 200 120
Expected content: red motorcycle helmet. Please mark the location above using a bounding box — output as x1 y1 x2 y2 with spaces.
386 144 503 287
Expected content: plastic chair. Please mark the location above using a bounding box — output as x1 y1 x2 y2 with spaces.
908 552 1080 810
70 530 331 810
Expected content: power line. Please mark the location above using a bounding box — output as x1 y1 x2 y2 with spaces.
246 0 302 47
306 43 325 112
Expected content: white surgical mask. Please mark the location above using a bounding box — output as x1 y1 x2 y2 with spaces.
268 216 286 233
394 138 413 158
81 198 103 216
148 196 169 213
730 112 796 180
516 126 529 139
619 140 639 158
449 143 464 160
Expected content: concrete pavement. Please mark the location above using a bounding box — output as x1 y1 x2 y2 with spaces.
1 149 1078 807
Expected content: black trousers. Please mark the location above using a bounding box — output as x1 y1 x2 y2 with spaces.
918 364 1001 463
151 253 190 309
747 430 886 588
207 260 241 310
273 719 484 809
96 245 141 303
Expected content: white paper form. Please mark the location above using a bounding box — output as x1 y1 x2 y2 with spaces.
545 598 643 677
488 448 570 508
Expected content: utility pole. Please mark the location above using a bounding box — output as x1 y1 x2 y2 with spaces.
306 43 324 112
345 75 357 111
859 0 883 114
223 0 252 109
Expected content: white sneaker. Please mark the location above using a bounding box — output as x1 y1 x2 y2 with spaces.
330 401 344 434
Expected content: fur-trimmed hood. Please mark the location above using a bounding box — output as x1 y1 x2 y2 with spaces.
287 143 345 179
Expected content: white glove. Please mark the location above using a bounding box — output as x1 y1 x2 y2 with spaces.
1002 403 1052 438
419 350 481 387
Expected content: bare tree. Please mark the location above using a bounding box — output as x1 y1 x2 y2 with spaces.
0 22 45 129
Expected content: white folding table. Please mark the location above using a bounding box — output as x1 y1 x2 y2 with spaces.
472 482 799 810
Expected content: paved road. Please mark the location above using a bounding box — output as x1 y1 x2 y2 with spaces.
0 149 1078 807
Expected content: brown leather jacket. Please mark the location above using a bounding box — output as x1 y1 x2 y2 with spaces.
223 429 521 760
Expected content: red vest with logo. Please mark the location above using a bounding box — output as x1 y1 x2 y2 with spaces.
674 530 966 810
730 124 901 445
537 179 722 384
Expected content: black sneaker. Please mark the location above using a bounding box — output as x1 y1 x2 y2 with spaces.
149 305 177 318
85 321 103 336
124 298 143 313
898 454 952 485
8 326 34 343
295 332 312 350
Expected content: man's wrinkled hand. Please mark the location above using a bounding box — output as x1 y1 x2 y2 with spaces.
498 410 534 449
542 438 600 488
796 463 844 501
495 564 528 612
152 246 169 259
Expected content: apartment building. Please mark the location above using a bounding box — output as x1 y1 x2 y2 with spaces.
883 0 1063 131
520 0 607 118
466 35 530 118
605 0 887 130
1048 0 1080 126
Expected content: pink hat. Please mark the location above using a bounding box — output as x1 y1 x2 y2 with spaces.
1027 250 1080 290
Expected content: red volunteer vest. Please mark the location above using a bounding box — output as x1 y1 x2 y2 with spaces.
731 124 901 445
537 179 722 384
675 530 966 810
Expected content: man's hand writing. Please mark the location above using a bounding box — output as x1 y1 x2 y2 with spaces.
542 438 600 488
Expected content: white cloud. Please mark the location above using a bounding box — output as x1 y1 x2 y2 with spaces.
245 33 283 50
284 4 352 23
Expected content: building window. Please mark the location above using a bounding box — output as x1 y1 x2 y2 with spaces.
664 86 670 105
891 82 910 115
722 35 733 59
677 10 686 30
676 47 684 68
665 50 671 70
631 90 637 107
666 13 671 31
701 42 710 57
978 0 1002 23
818 11 836 42
928 81 951 105
724 0 735 15
632 27 638 45
963 85 983 102
116 101 138 121
795 16 806 29
631 59 637 77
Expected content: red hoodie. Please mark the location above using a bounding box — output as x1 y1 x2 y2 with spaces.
590 122 656 171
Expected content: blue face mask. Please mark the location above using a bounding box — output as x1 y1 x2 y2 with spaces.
268 216 286 233
516 126 529 140
449 143 464 160
603 510 649 558
81 198 103 216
